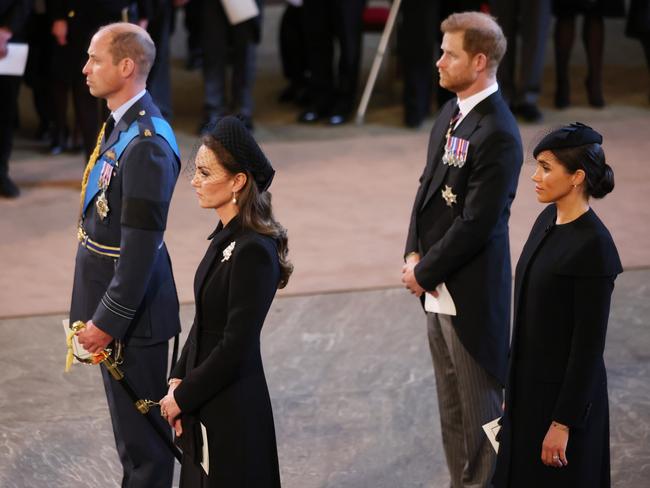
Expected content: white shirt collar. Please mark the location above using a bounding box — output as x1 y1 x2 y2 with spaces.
455 82 499 125
111 89 147 125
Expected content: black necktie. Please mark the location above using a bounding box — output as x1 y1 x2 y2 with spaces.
105 115 115 138
446 105 462 141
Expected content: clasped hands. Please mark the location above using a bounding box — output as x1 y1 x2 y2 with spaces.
160 380 183 437
401 253 438 298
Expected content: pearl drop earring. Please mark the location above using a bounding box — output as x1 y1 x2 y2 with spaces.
232 192 237 204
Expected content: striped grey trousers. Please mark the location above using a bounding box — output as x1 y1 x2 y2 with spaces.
427 313 502 488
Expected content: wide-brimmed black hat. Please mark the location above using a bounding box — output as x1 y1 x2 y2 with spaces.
208 116 275 191
533 122 603 158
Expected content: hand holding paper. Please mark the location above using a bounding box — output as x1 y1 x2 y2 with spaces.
0 42 29 75
424 283 457 315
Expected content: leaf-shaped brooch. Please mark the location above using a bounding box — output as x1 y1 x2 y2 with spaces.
221 241 236 262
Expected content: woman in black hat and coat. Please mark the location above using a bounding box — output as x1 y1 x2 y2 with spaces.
159 116 292 487
493 123 622 488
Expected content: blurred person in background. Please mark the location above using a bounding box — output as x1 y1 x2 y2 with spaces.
0 0 30 198
552 0 625 108
298 0 367 126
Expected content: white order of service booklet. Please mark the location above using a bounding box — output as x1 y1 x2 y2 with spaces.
0 43 29 76
424 282 457 316
482 417 501 453
221 0 259 25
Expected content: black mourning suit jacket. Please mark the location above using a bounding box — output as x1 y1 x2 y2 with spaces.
405 91 523 384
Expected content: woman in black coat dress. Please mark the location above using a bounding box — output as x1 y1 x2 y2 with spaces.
493 123 622 488
159 116 292 487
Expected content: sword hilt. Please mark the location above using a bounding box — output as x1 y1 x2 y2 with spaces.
97 349 124 380
135 399 160 414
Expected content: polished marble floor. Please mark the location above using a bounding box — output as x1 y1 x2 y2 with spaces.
1 269 648 487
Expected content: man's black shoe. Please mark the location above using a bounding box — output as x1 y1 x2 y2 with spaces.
0 177 20 198
298 107 325 123
198 115 223 135
515 102 543 123
328 112 349 126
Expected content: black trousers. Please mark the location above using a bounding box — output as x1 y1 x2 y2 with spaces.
302 0 367 111
399 0 441 124
0 75 21 180
494 0 552 105
24 12 54 131
201 1 259 118
279 4 308 85
147 0 173 120
102 341 174 488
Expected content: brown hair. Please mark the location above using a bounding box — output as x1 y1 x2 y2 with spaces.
441 11 506 74
203 136 293 289
99 23 156 80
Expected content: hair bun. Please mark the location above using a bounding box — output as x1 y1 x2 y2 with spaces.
591 163 615 199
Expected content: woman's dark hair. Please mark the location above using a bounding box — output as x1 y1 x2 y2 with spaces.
551 143 615 199
203 135 293 288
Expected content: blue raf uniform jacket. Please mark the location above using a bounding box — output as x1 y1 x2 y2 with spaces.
70 92 181 346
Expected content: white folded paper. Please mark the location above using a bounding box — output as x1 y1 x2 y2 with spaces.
62 319 92 363
0 43 29 76
482 417 501 453
221 0 259 25
424 282 457 316
201 422 209 475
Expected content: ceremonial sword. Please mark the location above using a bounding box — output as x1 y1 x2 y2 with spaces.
67 321 183 462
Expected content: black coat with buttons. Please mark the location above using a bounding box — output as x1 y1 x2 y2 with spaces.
493 205 622 488
171 216 282 487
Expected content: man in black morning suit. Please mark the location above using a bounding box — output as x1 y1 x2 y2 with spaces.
0 0 31 198
50 0 132 158
50 1 159 156
71 23 180 487
402 12 522 488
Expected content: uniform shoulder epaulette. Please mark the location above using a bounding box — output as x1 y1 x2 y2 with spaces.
136 110 155 138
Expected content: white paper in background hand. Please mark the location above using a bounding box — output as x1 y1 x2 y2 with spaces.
220 0 259 25
0 43 29 76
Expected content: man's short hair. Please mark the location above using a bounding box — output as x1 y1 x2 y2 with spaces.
99 23 156 80
441 11 506 74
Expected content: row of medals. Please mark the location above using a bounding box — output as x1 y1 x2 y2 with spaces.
440 128 467 206
96 149 117 220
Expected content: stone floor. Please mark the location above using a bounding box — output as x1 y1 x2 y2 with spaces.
0 269 648 487
1 5 649 487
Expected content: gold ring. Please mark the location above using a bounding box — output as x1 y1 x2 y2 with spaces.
552 455 559 460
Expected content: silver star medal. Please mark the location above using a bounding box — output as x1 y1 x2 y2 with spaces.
96 151 116 220
441 185 457 207
442 136 470 168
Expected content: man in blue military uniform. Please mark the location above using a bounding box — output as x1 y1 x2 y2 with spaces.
70 22 180 487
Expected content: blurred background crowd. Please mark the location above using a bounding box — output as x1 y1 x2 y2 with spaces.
1 0 649 199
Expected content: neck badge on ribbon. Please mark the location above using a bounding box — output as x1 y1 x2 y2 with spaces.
95 149 117 220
